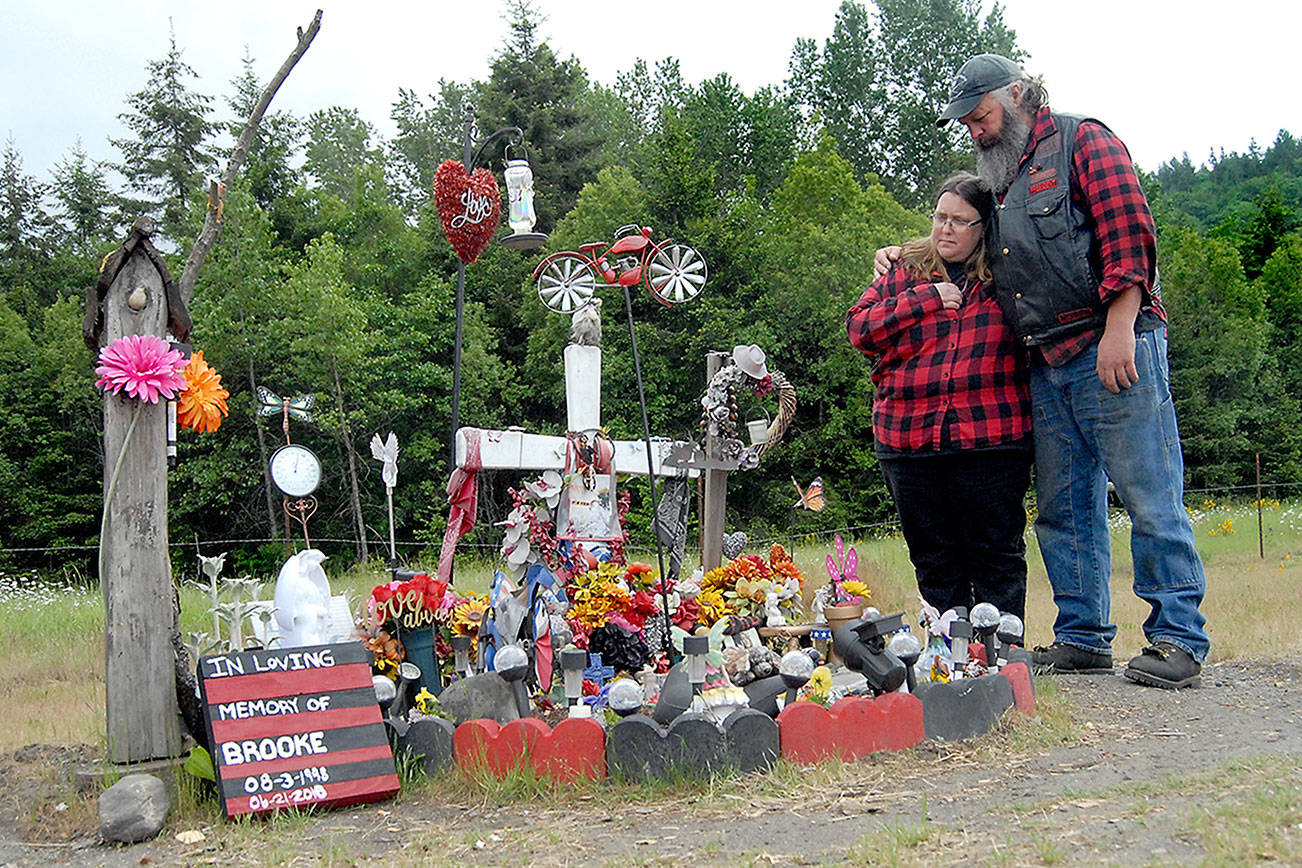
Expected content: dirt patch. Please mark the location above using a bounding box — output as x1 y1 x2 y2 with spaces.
2 659 1300 866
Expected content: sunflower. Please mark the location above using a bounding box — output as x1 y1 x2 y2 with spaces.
839 579 871 601
452 593 489 636
695 586 731 626
177 350 230 433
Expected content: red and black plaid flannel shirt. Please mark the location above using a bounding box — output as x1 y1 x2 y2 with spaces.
847 268 1031 452
1022 107 1166 366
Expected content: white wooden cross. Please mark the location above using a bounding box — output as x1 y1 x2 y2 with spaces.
454 342 699 522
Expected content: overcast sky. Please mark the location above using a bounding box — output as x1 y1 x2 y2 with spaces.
6 0 1298 184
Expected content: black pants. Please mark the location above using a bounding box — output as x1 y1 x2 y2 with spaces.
878 448 1032 620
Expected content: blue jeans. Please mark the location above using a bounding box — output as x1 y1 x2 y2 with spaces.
1030 328 1209 662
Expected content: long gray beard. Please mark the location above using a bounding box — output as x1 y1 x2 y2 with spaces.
976 110 1033 194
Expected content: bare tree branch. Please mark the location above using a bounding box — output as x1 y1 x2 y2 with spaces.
179 10 322 305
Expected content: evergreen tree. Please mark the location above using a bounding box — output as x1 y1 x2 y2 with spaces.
474 0 604 229
226 52 303 209
49 141 116 252
112 30 217 239
0 141 57 319
788 0 1020 207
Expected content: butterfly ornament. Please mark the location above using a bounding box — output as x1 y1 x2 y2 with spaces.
793 476 826 512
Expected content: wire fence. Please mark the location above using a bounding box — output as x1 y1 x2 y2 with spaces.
3 478 1298 567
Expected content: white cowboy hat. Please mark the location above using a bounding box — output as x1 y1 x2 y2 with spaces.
732 344 769 379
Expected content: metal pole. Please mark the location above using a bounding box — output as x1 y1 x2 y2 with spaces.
621 283 673 656
450 106 474 472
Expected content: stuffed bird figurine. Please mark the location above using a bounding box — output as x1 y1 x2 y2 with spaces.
570 298 602 346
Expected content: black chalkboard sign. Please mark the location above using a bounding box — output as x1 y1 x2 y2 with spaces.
199 641 399 817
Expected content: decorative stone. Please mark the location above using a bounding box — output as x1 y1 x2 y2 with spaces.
723 708 779 773
396 717 456 776
451 717 606 782
98 773 169 843
777 693 924 764
666 713 725 773
453 718 547 778
915 672 1015 742
1001 661 1037 715
534 717 606 782
437 673 520 725
607 713 725 782
606 715 668 782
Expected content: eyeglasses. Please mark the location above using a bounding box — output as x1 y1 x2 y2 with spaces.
931 213 983 229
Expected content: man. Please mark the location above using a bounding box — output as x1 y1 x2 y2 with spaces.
875 54 1209 688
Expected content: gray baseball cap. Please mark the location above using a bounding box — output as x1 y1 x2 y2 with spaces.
936 54 1023 127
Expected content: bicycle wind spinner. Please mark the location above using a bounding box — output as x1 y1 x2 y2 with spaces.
533 224 708 312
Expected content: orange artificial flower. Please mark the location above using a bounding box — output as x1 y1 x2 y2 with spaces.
177 350 229 433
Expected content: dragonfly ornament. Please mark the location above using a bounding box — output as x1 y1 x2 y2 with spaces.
257 386 314 441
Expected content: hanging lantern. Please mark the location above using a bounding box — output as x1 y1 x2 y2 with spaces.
500 144 547 251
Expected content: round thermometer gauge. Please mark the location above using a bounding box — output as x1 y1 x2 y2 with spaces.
269 444 322 497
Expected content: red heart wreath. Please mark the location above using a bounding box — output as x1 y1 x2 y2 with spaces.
434 159 501 264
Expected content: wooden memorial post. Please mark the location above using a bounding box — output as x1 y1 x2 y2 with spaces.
90 219 187 765
454 342 699 522
82 14 322 769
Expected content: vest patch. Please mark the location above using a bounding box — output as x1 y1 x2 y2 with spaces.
1030 177 1059 195
1056 308 1093 324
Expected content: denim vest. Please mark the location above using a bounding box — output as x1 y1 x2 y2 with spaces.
989 112 1160 347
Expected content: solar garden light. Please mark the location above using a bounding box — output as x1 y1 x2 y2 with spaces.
372 674 409 737
970 602 1001 670
887 630 923 693
996 614 1024 668
391 661 421 720
609 677 644 718
494 643 532 719
683 635 710 712
832 611 907 695
372 674 396 711
950 616 972 680
451 635 474 678
561 646 591 718
779 649 815 707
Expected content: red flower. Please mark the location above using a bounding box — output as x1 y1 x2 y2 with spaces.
672 598 701 630
629 590 658 616
582 678 599 697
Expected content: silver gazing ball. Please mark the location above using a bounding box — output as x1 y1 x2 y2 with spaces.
372 675 396 707
862 606 883 621
779 649 815 684
608 677 644 716
997 613 1024 641
494 644 529 676
887 631 923 660
970 602 1001 629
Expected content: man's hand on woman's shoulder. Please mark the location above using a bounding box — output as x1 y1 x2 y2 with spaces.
874 246 902 277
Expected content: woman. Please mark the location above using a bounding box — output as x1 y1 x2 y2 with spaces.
846 172 1031 619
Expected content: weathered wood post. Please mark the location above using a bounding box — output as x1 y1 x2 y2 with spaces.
86 218 189 765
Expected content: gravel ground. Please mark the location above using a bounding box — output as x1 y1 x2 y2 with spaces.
3 658 1300 866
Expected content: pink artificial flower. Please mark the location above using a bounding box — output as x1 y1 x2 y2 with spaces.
94 335 188 404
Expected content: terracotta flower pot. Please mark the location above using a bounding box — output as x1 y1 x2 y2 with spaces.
823 602 864 665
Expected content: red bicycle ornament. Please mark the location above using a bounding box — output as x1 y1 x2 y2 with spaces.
532 224 708 313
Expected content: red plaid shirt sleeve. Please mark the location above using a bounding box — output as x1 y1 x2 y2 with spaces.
1038 112 1165 365
847 265 1031 452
